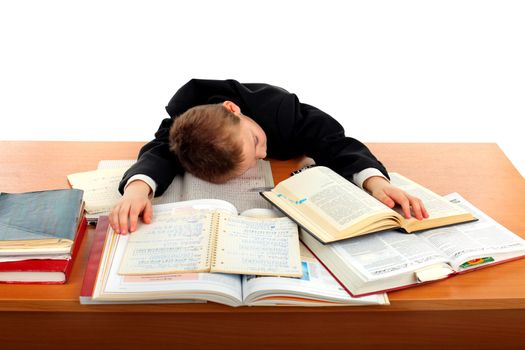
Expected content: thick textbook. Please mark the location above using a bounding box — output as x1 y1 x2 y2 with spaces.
0 189 84 255
80 216 200 304
82 214 389 307
117 199 303 277
261 166 475 243
0 218 87 284
300 193 525 296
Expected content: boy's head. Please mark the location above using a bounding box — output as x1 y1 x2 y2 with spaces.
169 101 267 183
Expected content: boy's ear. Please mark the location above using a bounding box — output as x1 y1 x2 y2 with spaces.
223 101 241 114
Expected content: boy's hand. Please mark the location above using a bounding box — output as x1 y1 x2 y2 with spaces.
109 180 153 234
363 176 429 220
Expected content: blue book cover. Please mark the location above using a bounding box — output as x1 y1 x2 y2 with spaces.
0 189 84 242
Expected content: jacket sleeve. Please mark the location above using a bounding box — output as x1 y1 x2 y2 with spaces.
118 78 240 197
118 117 184 196
279 94 389 181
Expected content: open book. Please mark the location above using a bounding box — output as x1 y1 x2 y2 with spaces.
85 210 389 307
117 199 302 277
67 159 273 222
300 193 525 296
261 166 475 243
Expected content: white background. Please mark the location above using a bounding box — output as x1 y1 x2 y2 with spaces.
1 1 523 176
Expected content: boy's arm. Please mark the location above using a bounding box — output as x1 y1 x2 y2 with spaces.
283 98 389 181
118 78 234 196
283 98 427 220
118 117 185 197
110 180 153 235
114 117 184 234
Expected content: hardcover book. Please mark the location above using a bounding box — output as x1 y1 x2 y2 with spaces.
83 207 389 307
300 193 525 296
0 188 84 255
261 166 475 243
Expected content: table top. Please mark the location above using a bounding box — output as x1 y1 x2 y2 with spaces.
1 141 524 313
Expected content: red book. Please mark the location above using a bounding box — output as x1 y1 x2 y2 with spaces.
0 217 87 284
79 216 108 303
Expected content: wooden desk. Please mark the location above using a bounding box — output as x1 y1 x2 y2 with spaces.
1 142 524 350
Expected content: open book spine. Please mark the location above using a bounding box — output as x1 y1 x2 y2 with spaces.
208 212 221 270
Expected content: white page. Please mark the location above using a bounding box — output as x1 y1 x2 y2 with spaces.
419 193 525 270
273 166 388 230
389 173 470 219
119 211 213 275
331 230 449 280
95 199 243 306
181 160 274 212
242 243 388 305
67 167 129 214
99 159 273 212
98 159 184 204
213 215 302 276
102 233 243 306
0 254 71 262
118 199 237 275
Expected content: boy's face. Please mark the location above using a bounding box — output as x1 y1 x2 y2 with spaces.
234 115 267 177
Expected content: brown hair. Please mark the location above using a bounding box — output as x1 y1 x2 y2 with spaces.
169 104 243 183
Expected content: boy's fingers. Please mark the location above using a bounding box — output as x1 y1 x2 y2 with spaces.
388 191 411 219
129 206 140 233
143 201 153 224
118 202 131 235
383 197 395 208
409 196 423 220
421 199 429 218
110 205 120 234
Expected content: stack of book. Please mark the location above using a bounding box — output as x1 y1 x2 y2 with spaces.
0 189 86 284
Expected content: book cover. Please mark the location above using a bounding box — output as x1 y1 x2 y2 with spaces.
0 188 84 243
80 216 109 301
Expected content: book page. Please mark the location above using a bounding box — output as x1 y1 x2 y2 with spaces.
97 159 137 169
117 199 238 275
181 160 274 213
69 161 183 218
212 215 302 277
418 193 525 270
118 211 213 275
270 166 391 230
389 173 471 221
67 168 128 214
98 159 273 212
97 159 184 205
241 243 389 306
330 229 449 280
